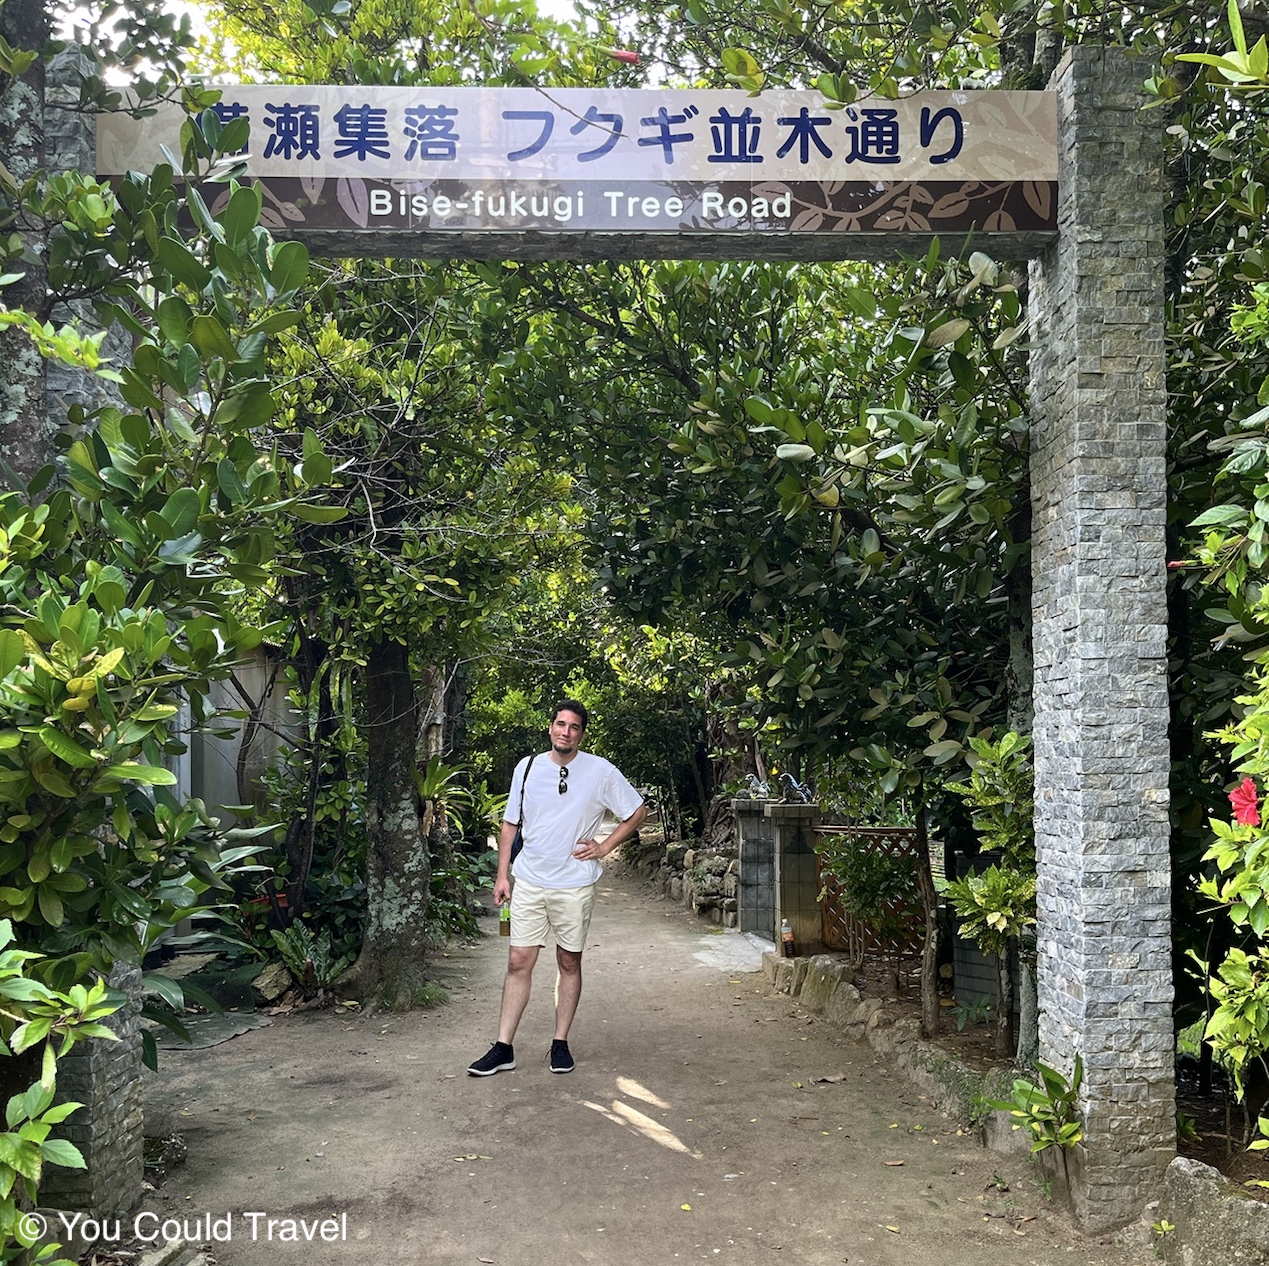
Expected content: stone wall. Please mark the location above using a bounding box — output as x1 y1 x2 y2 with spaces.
1027 45 1175 1230
620 838 739 926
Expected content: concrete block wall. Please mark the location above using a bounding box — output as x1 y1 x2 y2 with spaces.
1027 45 1175 1231
733 799 776 940
768 803 821 956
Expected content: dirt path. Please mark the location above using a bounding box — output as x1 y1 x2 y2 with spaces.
136 872 1158 1266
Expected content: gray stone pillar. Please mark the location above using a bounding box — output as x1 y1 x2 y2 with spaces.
46 49 131 432
0 45 127 484
40 964 145 1215
767 803 821 955
1028 45 1174 1231
733 798 777 940
0 0 50 483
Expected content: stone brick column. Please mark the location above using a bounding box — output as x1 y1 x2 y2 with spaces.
767 803 821 956
733 798 777 941
39 964 145 1215
1028 45 1174 1231
30 53 145 1221
46 49 131 429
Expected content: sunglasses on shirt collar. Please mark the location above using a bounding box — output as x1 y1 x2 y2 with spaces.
558 765 568 795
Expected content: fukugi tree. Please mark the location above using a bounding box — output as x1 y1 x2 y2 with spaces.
247 262 569 1006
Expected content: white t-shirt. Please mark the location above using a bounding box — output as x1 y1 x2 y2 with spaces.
505 750 643 890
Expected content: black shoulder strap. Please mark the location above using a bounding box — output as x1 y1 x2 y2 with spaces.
517 753 538 825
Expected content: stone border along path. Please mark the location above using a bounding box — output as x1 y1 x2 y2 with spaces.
125 870 1158 1266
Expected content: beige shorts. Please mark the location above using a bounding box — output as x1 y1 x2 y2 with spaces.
510 879 597 952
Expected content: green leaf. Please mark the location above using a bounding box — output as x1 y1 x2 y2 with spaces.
99 763 177 786
108 884 152 919
157 237 211 291
156 295 194 344
132 703 179 722
220 183 263 246
0 630 24 679
190 315 238 362
300 451 333 486
33 764 77 798
143 972 184 1010
845 287 876 318
0 1132 39 1181
269 240 309 296
38 728 96 769
157 531 204 563
288 503 347 524
39 1138 86 1169
161 487 201 537
1192 504 1248 527
246 310 302 337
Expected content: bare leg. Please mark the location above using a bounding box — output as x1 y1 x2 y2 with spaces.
497 945 540 1045
554 946 583 1040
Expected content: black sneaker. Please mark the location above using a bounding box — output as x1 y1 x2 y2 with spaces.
467 1041 515 1076
549 1039 574 1074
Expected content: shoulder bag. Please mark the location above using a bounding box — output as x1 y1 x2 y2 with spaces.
509 753 537 864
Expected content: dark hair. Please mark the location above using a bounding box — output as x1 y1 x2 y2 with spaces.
551 699 589 730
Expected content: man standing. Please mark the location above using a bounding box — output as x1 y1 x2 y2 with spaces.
467 700 646 1076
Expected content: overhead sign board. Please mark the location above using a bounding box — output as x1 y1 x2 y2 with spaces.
97 87 1058 257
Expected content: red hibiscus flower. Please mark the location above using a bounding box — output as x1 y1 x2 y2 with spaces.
1231 777 1261 827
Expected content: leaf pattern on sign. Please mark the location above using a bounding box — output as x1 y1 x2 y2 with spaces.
1023 181 1052 219
337 178 370 228
930 191 972 218
237 175 1056 236
984 209 1018 231
769 178 1056 234
261 182 304 223
877 207 931 231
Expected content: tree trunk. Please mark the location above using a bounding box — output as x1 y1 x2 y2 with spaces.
1016 939 1039 1069
341 637 431 1008
1004 505 1034 735
420 665 466 909
442 658 468 762
701 687 747 847
914 799 941 1039
994 949 1015 1059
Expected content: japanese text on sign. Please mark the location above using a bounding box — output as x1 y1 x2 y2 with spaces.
98 87 1057 186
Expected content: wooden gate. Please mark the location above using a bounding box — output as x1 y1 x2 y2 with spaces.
815 825 925 961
